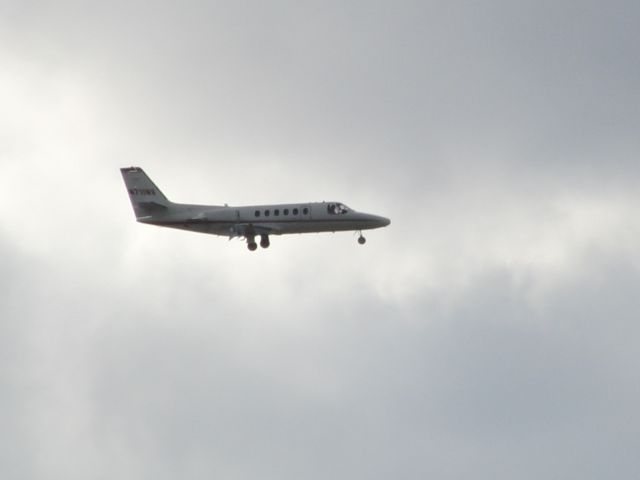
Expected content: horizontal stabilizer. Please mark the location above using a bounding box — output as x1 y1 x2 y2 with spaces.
137 201 169 211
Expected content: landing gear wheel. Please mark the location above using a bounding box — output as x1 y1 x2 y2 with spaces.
358 235 366 245
247 240 258 251
260 234 270 249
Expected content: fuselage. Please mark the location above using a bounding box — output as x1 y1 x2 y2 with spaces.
141 201 390 236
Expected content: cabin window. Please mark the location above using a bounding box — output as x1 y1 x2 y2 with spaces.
255 210 260 217
265 210 270 217
293 208 299 215
284 208 289 215
274 209 280 216
303 207 309 215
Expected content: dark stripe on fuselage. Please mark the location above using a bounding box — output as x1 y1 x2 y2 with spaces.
153 217 381 226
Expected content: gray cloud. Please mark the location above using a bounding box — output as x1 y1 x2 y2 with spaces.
1 1 640 479
10 250 633 479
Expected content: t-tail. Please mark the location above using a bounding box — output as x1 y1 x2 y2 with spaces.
121 167 173 221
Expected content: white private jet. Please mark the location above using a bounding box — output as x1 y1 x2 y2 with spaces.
121 167 390 251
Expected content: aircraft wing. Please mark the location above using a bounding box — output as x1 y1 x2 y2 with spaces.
228 223 281 238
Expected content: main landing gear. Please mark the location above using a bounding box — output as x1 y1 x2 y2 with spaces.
246 235 270 251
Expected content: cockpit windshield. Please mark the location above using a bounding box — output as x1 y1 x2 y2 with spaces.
327 203 349 215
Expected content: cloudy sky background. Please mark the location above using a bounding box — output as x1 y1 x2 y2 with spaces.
2 1 640 478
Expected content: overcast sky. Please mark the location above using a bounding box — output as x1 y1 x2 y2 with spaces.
2 1 640 479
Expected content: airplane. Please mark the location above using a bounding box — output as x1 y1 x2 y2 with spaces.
121 167 390 251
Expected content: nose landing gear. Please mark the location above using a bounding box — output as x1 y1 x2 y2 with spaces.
357 233 366 245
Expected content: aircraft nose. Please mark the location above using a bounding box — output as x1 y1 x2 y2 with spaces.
375 215 391 227
359 213 391 229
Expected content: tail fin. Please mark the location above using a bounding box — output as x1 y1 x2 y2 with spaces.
120 167 172 220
